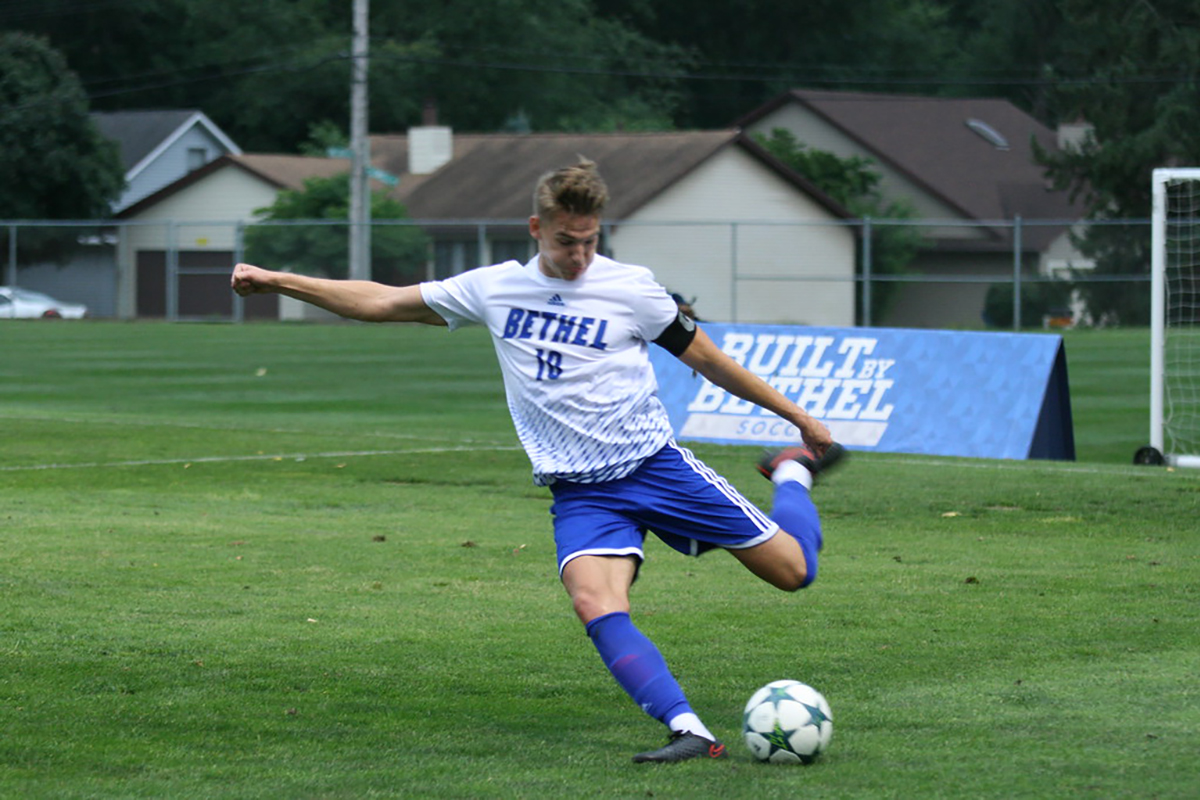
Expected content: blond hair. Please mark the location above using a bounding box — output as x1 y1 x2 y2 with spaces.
532 158 609 220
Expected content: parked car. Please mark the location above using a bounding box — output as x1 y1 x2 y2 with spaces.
0 287 89 319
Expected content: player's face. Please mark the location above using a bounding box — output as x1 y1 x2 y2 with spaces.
530 211 600 281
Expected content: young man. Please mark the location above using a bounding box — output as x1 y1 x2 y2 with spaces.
231 159 843 763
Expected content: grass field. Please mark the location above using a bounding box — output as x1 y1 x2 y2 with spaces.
2 321 1198 798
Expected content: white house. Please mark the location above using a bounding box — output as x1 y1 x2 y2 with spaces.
10 110 243 318
113 153 350 319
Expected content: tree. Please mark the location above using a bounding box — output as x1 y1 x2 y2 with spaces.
754 128 920 323
7 0 690 149
369 0 691 134
243 174 428 285
1032 0 1200 324
2 0 343 151
0 32 123 219
936 0 1069 117
594 0 956 127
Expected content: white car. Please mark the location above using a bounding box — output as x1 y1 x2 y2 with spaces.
0 286 89 319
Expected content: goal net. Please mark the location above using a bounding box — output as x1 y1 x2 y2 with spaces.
1149 168 1200 468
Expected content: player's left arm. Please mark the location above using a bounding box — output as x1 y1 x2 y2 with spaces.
676 326 833 454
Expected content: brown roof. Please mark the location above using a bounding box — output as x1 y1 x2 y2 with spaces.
736 89 1085 248
119 130 851 221
372 130 850 219
229 153 352 190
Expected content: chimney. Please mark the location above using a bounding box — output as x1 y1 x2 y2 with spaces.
1057 119 1094 151
409 98 452 175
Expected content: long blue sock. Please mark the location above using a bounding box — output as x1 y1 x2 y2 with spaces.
771 479 823 587
586 611 691 725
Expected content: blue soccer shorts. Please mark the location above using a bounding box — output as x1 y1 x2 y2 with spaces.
549 442 779 576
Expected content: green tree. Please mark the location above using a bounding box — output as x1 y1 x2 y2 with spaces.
244 174 428 285
8 0 690 149
2 0 343 151
1032 0 1200 324
370 0 691 134
754 128 920 323
936 0 1069 117
0 32 123 219
296 121 350 158
595 0 955 127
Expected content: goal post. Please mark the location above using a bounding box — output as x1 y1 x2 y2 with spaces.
1148 168 1200 468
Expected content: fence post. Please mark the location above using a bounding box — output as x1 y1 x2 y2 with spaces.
6 225 16 287
1012 215 1023 330
232 221 245 323
729 222 739 323
166 220 179 321
861 216 873 327
477 223 488 268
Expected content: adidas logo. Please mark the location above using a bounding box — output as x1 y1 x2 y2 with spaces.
547 294 566 307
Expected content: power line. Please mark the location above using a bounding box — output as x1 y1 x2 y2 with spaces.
366 48 1198 89
0 0 147 23
32 33 1195 107
78 48 347 103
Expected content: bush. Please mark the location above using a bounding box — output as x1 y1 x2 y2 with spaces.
983 280 1073 329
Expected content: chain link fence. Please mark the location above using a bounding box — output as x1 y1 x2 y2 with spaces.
0 216 1151 329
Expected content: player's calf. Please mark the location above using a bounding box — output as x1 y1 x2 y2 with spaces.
755 442 843 591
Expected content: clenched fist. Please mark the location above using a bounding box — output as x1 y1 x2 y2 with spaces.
231 263 274 296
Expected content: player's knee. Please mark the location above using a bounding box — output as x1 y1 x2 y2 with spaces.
571 590 629 624
764 563 808 592
779 567 809 592
572 593 602 622
732 537 810 591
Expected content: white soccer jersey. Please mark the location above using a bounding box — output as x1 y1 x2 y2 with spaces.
420 254 681 485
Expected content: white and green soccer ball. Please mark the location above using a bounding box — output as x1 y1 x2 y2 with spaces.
742 679 833 764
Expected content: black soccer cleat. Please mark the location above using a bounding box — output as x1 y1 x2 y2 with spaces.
757 441 846 482
632 731 728 763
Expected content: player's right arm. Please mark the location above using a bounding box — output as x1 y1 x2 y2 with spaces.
231 263 446 325
678 326 834 456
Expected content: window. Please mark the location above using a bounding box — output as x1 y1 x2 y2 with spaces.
491 239 532 264
433 241 479 279
187 147 208 171
965 119 1009 150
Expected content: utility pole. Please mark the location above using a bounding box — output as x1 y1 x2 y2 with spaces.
348 0 370 281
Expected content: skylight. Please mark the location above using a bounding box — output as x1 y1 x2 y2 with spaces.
965 118 1009 150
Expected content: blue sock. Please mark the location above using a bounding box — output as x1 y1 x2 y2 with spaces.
585 611 691 726
771 479 823 587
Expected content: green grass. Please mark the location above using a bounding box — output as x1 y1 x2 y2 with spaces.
1058 327 1155 463
2 321 1198 798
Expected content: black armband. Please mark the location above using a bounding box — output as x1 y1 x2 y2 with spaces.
653 310 698 356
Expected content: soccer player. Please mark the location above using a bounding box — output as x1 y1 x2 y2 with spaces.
231 159 844 763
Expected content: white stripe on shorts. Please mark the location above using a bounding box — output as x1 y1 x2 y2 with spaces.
558 546 645 577
669 442 776 534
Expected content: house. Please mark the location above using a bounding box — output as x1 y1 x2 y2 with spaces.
114 153 351 320
114 130 859 325
91 109 242 213
735 90 1089 328
12 110 242 318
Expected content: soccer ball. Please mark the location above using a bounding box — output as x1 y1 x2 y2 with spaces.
742 679 833 764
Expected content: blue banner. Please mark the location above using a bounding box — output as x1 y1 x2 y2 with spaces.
650 323 1075 461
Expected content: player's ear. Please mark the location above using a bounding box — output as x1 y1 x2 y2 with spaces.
529 215 541 240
